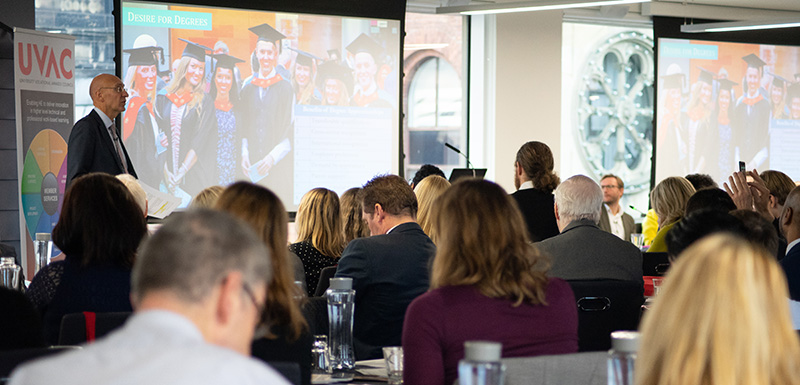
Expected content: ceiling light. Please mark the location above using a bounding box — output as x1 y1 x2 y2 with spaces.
436 0 649 15
680 18 800 33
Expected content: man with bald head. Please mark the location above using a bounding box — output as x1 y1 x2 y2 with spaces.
779 186 800 300
66 73 137 187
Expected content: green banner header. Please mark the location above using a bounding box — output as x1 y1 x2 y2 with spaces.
123 7 212 30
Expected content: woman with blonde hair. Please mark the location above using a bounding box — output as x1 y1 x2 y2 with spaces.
214 182 311 385
636 234 800 385
648 176 696 252
291 188 345 295
340 187 369 245
189 185 224 208
413 175 451 244
402 179 578 385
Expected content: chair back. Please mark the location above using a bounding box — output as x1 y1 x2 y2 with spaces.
642 252 670 276
0 346 80 381
266 361 302 385
313 266 338 297
567 279 644 352
302 296 329 337
503 352 607 385
58 311 131 345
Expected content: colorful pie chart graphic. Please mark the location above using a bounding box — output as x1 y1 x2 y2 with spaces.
21 129 68 253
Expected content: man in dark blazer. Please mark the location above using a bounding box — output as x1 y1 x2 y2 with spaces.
67 74 137 187
779 186 800 300
335 175 436 360
536 175 642 285
598 174 636 241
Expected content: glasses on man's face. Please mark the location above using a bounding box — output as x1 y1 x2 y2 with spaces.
101 86 128 94
600 185 619 190
242 282 266 319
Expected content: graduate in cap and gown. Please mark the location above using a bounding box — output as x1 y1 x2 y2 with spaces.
657 70 688 176
682 67 716 173
193 53 244 188
239 23 295 189
768 73 790 120
122 46 168 189
346 33 393 108
317 60 353 107
155 38 210 201
712 77 738 177
291 48 321 105
788 84 800 120
733 53 771 168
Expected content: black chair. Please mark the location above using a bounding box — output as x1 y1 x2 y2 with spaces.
58 311 131 345
302 296 329 337
266 361 302 385
567 279 644 352
0 346 80 381
313 266 338 297
642 252 670 276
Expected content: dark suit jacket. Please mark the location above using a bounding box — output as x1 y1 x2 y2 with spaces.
511 188 560 242
598 207 636 242
335 222 436 360
780 243 800 300
536 219 643 285
67 110 137 187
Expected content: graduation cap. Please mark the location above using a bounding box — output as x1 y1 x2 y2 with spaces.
288 47 321 67
717 78 738 92
124 46 163 67
249 23 285 44
212 53 244 70
178 38 211 61
346 33 383 57
317 61 353 92
660 72 684 89
697 67 714 85
327 49 341 62
742 53 766 69
770 72 790 88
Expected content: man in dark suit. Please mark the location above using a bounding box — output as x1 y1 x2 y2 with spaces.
598 174 636 242
335 175 436 360
779 186 800 300
536 175 642 285
66 74 137 187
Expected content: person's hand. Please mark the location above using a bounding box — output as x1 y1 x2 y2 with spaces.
160 132 169 148
257 155 275 175
724 170 753 210
242 155 251 178
748 169 774 220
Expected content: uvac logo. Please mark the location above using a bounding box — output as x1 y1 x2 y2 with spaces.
17 43 73 79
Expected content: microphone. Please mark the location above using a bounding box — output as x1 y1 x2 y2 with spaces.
444 142 474 169
629 205 647 217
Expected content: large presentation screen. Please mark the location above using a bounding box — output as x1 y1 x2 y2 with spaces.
119 1 401 210
655 38 800 184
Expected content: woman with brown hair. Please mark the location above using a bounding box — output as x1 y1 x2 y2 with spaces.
26 173 148 345
214 182 311 385
340 187 369 245
402 179 578 385
413 175 451 244
637 234 800 385
291 188 345 295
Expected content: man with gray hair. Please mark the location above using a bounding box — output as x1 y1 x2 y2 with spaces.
9 209 290 385
536 175 643 284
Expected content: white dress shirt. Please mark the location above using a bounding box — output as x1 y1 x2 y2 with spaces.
604 204 626 239
10 310 290 385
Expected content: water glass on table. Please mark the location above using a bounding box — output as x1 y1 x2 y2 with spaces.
630 233 644 250
311 335 331 374
383 346 403 385
651 278 664 296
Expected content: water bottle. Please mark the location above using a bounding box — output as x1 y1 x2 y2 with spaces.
608 331 640 385
327 277 355 372
0 257 21 289
458 341 505 385
34 232 53 276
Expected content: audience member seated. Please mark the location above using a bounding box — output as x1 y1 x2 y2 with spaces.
190 185 224 208
0 287 45 350
340 187 369 246
648 176 695 252
511 141 560 242
636 234 800 385
597 174 635 241
664 209 747 259
402 179 578 385
642 209 658 246
215 182 311 384
761 170 795 256
684 188 736 215
723 169 773 220
115 174 147 216
684 173 717 190
26 173 147 345
730 209 780 258
335 175 436 359
8 209 290 385
778 186 800 301
291 188 345 296
536 175 642 284
410 164 446 189
414 175 451 244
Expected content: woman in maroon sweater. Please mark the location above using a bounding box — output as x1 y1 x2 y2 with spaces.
402 179 578 385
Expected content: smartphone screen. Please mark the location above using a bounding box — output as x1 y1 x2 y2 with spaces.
739 161 746 172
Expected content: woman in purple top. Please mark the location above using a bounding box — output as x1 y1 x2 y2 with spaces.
402 179 578 385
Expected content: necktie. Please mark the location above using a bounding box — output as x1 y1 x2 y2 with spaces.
109 123 128 174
